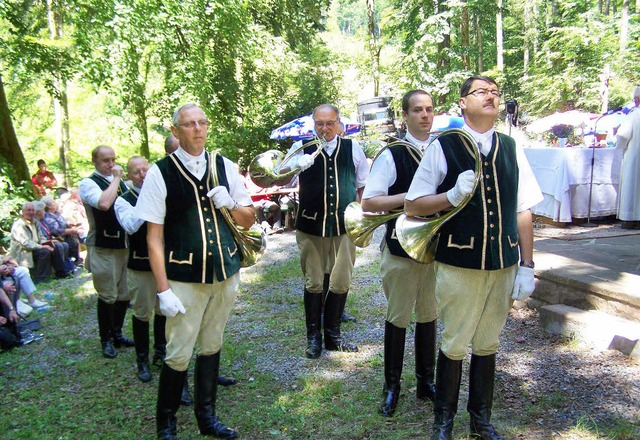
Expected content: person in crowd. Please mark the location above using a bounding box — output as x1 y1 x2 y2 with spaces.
616 86 640 230
361 90 438 417
9 202 58 283
1 256 48 309
278 104 369 358
137 103 253 439
79 146 134 359
41 196 82 266
164 134 179 156
61 188 89 245
242 170 283 234
114 156 162 382
404 75 542 440
31 159 58 198
0 286 22 350
34 201 72 278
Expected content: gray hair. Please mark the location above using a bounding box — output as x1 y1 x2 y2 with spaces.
41 195 55 210
33 201 46 212
172 103 201 125
22 201 34 210
312 104 340 119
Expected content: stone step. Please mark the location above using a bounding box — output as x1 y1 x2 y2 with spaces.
530 251 640 322
539 304 640 357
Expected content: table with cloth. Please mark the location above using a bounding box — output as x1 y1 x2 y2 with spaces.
523 147 623 222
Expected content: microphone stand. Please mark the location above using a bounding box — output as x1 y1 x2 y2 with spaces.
580 114 605 227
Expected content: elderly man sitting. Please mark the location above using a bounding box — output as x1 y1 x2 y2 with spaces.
1 256 48 309
9 201 65 283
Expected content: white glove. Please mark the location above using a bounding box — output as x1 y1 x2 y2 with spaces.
207 186 236 210
511 266 536 301
157 288 186 317
297 154 315 172
446 170 476 207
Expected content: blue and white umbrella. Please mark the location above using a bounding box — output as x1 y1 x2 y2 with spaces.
432 114 464 132
270 114 361 141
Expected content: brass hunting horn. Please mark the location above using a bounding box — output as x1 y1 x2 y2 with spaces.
344 139 423 247
210 151 267 267
395 128 482 264
248 137 325 188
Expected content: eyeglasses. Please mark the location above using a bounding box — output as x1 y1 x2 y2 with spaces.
176 119 210 128
464 88 501 98
314 119 339 128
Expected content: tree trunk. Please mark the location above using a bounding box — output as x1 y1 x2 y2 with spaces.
366 0 380 97
620 0 629 52
47 0 71 187
461 2 470 70
437 1 450 105
476 13 483 73
496 0 504 71
524 3 530 76
0 74 32 187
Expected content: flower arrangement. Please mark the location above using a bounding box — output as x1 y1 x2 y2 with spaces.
551 124 573 138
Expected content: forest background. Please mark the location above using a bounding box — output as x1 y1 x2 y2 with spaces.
1 0 639 242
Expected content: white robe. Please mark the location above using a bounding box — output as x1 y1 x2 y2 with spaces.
616 107 640 221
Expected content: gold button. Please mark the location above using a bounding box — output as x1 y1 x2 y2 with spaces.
208 252 213 256
487 186 492 191
485 174 490 179
484 161 489 166
209 240 214 243
201 196 206 201
330 185 334 188
489 211 494 215
487 199 492 204
490 223 495 228
199 185 204 190
204 207 209 212
208 229 212 233
206 218 211 222
491 236 495 241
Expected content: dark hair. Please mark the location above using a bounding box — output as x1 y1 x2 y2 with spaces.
402 90 433 112
37 159 46 166
460 75 498 97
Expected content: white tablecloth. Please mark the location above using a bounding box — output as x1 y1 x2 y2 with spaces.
524 147 623 222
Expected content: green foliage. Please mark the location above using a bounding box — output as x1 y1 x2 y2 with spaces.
0 164 33 247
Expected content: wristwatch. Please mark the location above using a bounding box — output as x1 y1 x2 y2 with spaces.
231 202 240 211
520 260 535 269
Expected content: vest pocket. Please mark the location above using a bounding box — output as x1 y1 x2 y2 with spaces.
507 233 519 248
300 209 318 221
168 250 193 265
102 229 121 239
132 250 149 260
445 233 475 250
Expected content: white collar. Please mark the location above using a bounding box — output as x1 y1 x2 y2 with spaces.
463 124 495 156
405 131 431 151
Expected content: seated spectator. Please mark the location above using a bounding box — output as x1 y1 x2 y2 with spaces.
60 188 89 242
242 170 283 234
1 256 48 309
9 202 57 283
41 196 82 266
0 286 21 350
34 201 72 279
31 159 58 198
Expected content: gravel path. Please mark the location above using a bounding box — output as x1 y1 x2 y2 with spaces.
230 229 640 439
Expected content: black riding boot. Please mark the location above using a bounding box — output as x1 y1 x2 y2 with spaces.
153 315 167 367
416 320 437 402
132 316 151 382
324 292 358 352
113 300 135 348
157 363 186 440
304 289 323 358
97 298 116 358
194 352 238 438
430 350 462 440
468 354 504 440
379 321 406 417
181 375 193 406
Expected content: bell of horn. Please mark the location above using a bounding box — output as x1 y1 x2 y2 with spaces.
344 202 403 248
248 138 324 188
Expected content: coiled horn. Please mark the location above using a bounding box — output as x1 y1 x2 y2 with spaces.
396 128 482 264
248 137 324 188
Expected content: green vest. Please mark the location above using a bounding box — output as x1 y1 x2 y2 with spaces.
435 132 519 270
296 138 357 237
156 152 241 283
87 174 128 249
119 189 150 272
385 142 421 258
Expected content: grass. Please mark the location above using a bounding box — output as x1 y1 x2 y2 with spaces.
2 231 639 439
